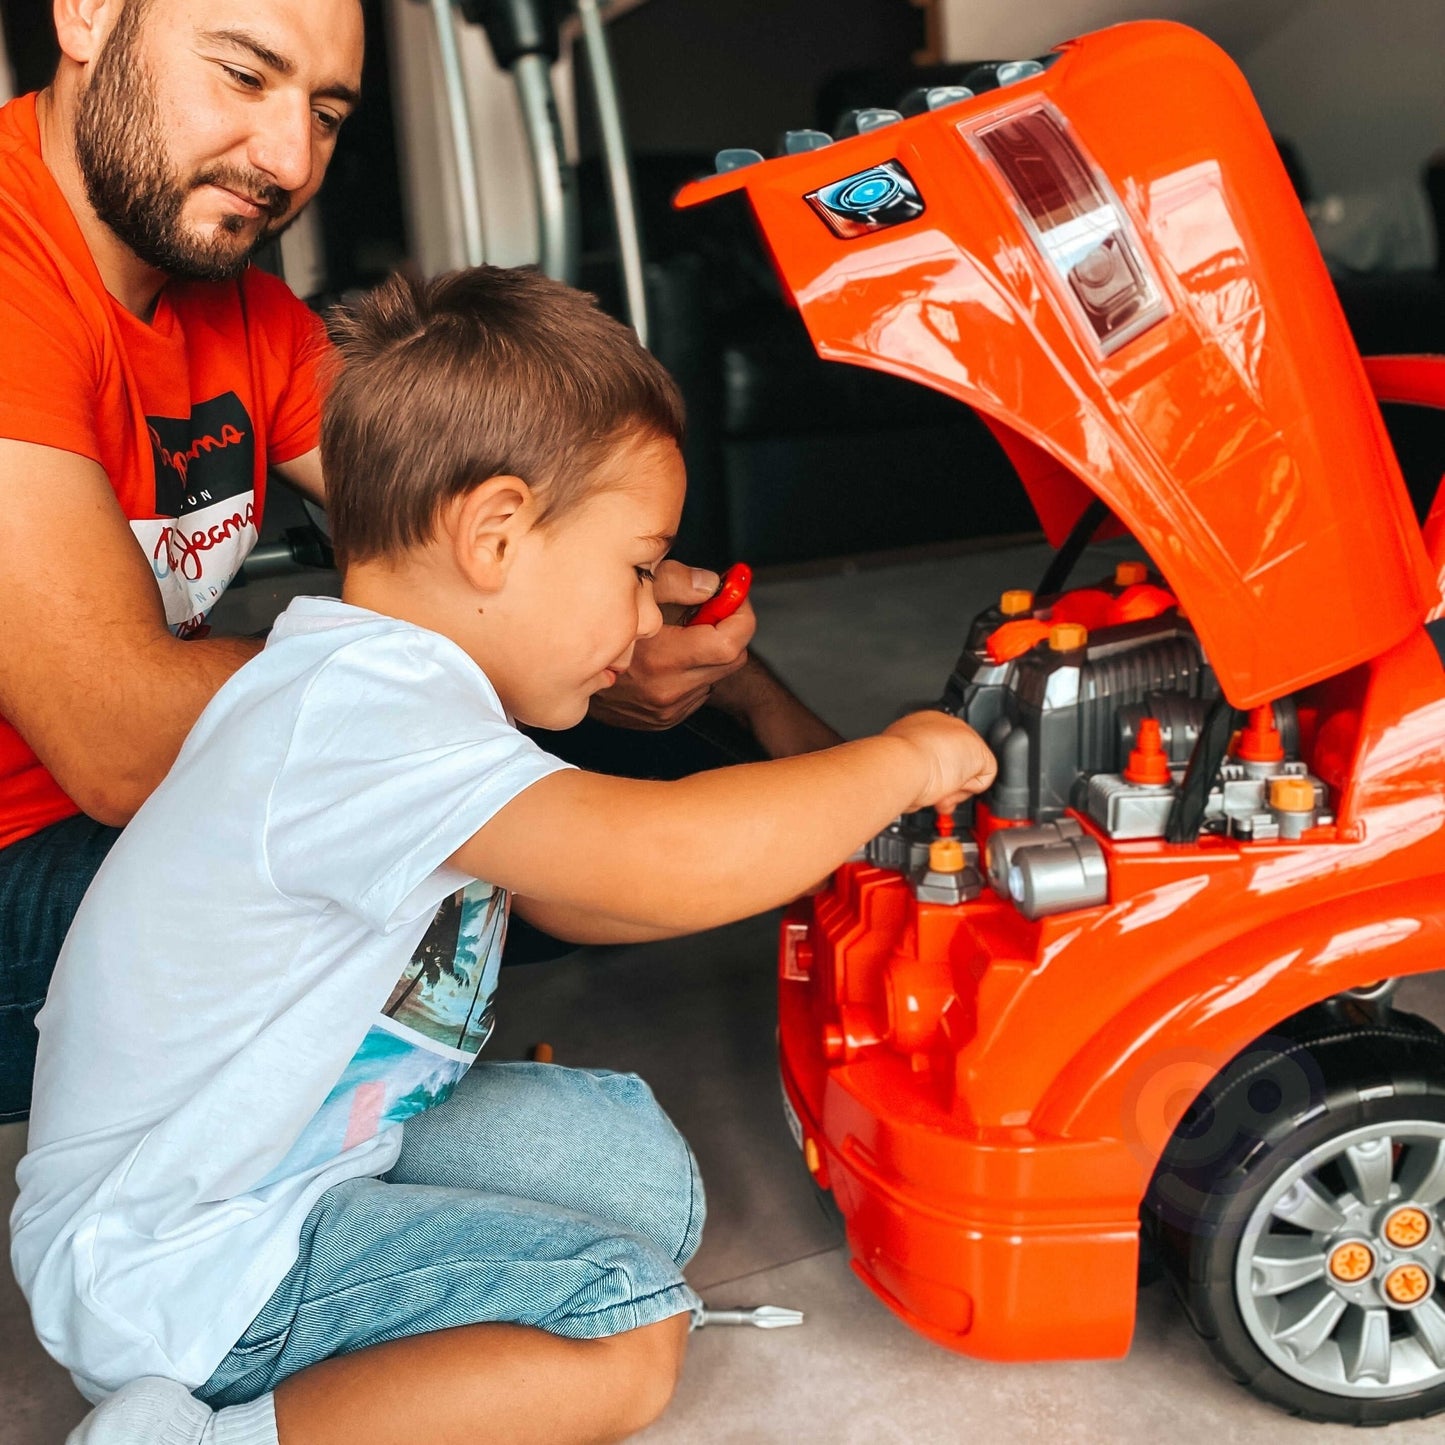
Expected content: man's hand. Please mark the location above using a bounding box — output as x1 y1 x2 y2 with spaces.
883 711 997 813
587 561 753 730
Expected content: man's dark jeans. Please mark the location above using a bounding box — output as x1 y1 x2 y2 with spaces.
0 708 765 1121
0 815 121 1122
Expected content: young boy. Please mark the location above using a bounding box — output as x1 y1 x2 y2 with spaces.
12 267 995 1445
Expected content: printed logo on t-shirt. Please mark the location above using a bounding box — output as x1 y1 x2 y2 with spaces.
131 391 258 639
258 881 508 1188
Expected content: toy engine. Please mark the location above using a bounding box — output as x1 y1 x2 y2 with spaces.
866 559 1333 921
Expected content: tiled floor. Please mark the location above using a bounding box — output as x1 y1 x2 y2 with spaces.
8 540 1445 1443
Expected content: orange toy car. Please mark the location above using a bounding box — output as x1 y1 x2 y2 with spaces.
678 21 1445 1425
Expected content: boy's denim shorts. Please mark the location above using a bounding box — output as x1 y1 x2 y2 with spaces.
196 1061 705 1407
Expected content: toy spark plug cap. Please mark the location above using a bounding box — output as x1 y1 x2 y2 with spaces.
1237 704 1285 777
1124 718 1171 787
926 806 965 872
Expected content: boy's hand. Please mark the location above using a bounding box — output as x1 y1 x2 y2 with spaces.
883 711 997 813
587 561 753 730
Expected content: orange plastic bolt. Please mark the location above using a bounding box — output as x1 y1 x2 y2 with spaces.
999 589 1034 616
928 837 966 874
1329 1241 1375 1283
1384 1263 1432 1306
1124 718 1171 786
1049 622 1088 652
1114 560 1148 586
1237 705 1284 764
1385 1207 1432 1250
1269 776 1315 813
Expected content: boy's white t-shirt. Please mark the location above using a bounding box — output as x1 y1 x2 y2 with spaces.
9 597 573 1399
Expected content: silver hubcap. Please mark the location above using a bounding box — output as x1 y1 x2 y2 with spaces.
1236 1121 1445 1398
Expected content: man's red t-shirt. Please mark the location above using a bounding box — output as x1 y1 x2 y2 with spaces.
0 94 332 850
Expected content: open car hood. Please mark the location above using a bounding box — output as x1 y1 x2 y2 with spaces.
675 21 1437 708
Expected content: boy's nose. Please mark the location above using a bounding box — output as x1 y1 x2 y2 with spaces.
637 588 664 640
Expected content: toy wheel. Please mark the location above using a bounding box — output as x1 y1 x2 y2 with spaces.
1146 1003 1445 1424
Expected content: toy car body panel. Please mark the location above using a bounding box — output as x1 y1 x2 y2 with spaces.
676 20 1437 709
682 21 1445 1381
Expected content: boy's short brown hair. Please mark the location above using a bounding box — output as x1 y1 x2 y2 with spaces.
321 267 685 569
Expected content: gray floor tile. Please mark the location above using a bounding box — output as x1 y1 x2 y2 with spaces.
1 1124 89 1443
638 1247 1430 1445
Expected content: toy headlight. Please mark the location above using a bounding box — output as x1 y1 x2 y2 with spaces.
971 102 1169 354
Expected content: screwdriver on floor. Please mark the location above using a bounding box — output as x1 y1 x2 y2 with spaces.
696 1305 804 1329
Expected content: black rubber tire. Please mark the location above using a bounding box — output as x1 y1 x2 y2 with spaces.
1143 1000 1445 1425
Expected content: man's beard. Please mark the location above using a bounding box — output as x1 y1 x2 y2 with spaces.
72 5 295 282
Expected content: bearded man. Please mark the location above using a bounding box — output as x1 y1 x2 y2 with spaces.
0 0 839 1132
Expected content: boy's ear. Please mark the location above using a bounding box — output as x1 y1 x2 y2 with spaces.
447 475 534 592
53 0 122 65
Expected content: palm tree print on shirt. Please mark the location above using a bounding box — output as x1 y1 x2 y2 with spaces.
384 882 507 1052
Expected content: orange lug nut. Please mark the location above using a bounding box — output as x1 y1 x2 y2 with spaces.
1385 1207 1433 1249
1125 718 1171 786
1000 589 1035 616
1114 560 1148 586
1237 705 1284 763
1328 1241 1375 1284
1384 1263 1433 1306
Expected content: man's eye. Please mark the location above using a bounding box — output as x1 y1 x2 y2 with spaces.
635 567 655 584
314 109 343 135
221 64 262 90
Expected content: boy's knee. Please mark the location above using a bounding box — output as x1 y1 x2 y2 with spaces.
604 1313 689 1439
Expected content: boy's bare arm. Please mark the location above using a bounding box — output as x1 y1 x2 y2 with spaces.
509 896 678 945
455 713 995 939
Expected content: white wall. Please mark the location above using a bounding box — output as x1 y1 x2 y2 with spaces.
386 0 577 275
1238 0 1445 197
938 0 1445 200
0 9 13 105
937 0 1309 61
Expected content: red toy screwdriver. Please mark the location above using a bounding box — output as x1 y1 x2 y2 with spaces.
684 562 752 626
